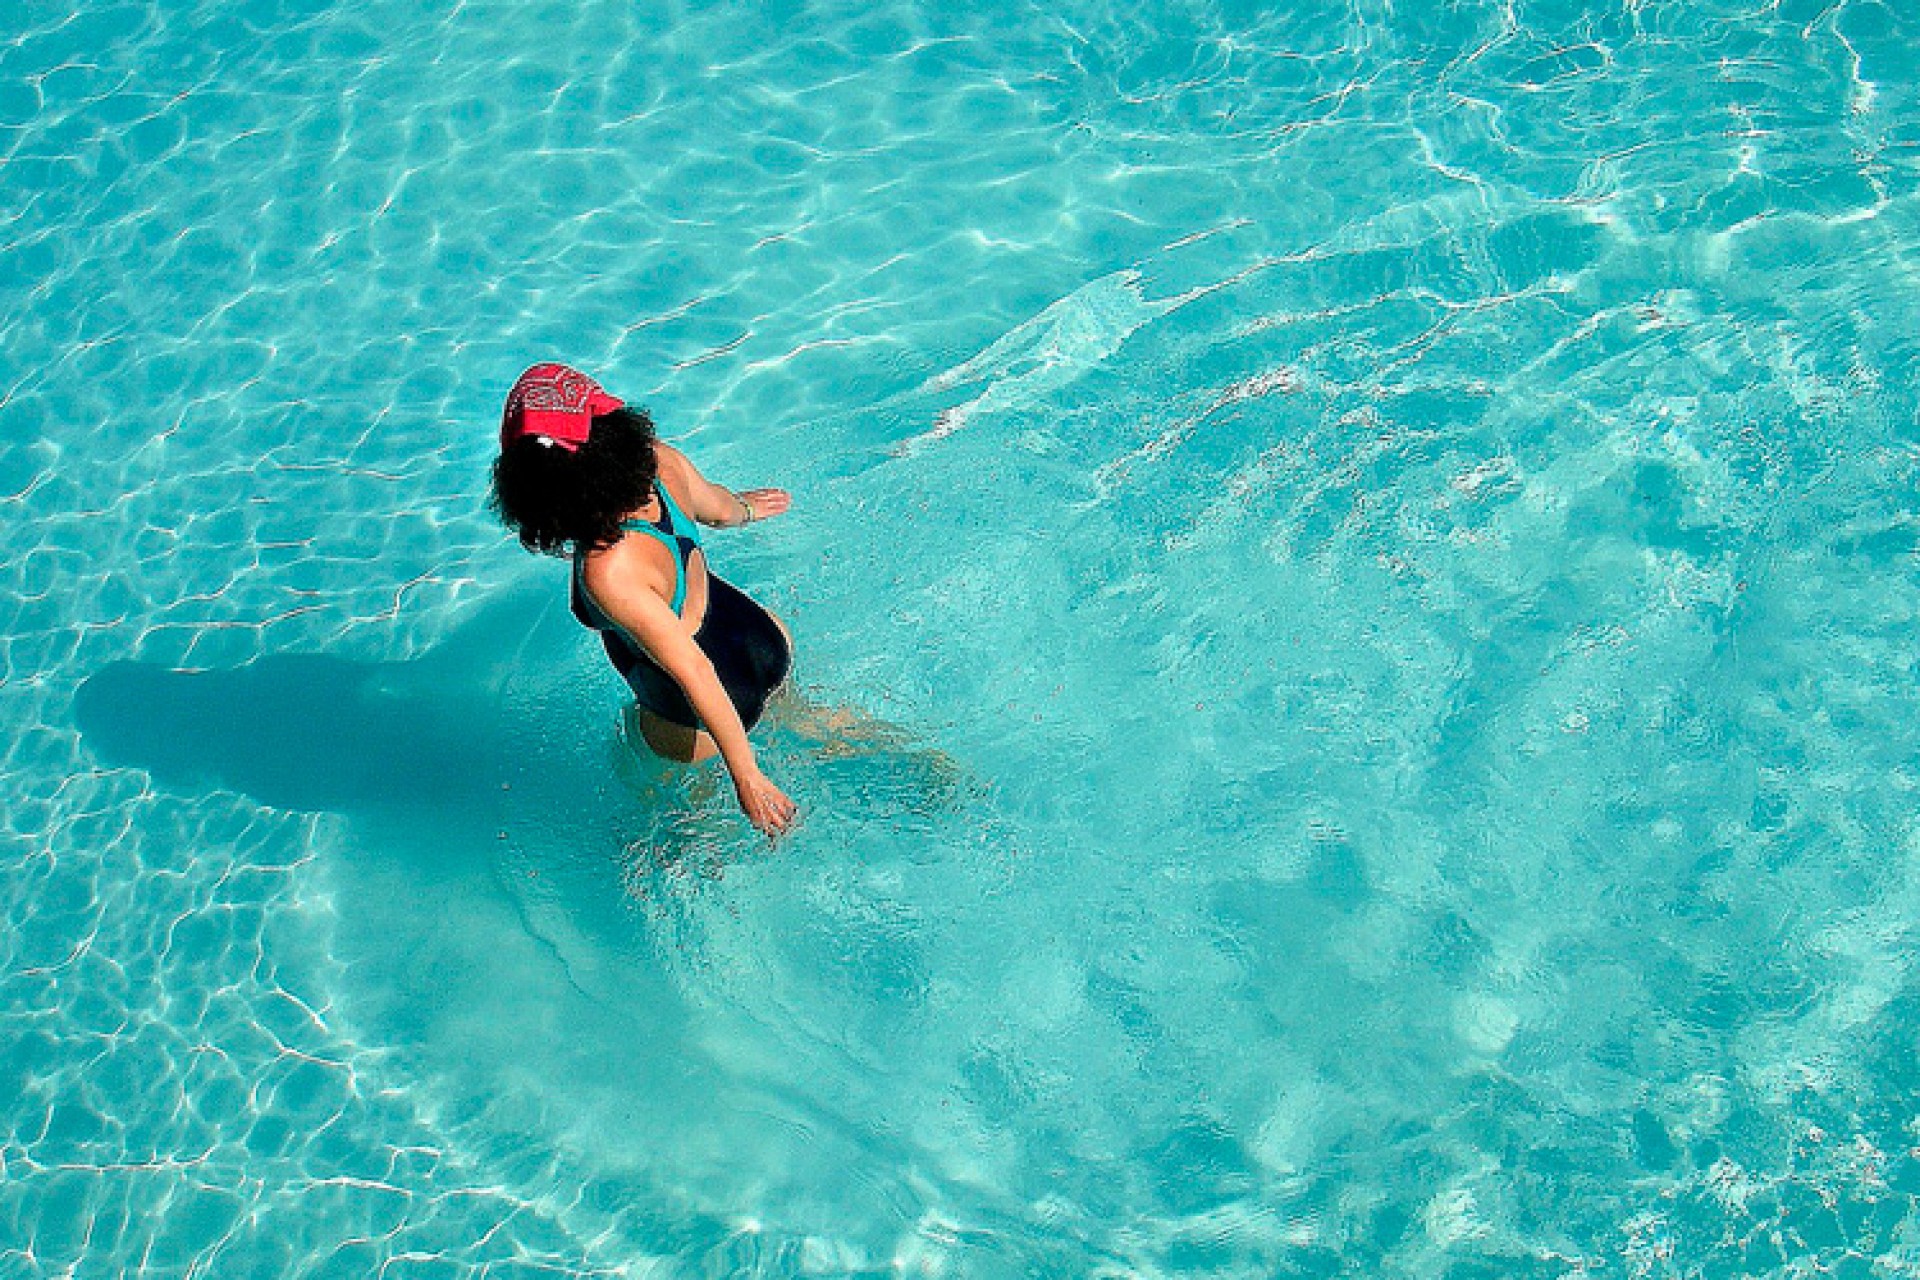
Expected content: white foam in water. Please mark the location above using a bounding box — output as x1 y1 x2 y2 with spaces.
11 0 1920 1275
899 268 1189 454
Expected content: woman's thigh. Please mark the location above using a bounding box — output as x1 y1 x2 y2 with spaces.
628 705 719 764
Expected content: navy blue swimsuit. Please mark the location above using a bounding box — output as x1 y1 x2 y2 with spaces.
571 482 792 731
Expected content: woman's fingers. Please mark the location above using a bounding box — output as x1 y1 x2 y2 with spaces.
741 488 791 520
768 786 797 831
741 776 798 835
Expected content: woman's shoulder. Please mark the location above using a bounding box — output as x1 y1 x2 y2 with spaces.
581 526 673 599
652 441 706 509
654 440 692 477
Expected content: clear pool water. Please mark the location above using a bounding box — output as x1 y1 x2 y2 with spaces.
8 0 1920 1274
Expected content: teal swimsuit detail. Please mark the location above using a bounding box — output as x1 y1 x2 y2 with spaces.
617 481 703 614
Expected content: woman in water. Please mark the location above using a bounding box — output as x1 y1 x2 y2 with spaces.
490 362 798 835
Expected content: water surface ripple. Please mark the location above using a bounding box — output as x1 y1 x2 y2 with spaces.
6 0 1920 1275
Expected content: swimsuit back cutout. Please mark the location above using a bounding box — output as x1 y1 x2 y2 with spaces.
614 481 703 615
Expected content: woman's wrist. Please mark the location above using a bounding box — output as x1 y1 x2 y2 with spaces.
733 491 756 526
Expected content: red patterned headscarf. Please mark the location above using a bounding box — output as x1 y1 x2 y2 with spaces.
499 363 624 452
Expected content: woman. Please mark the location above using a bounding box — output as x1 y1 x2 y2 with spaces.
490 362 798 835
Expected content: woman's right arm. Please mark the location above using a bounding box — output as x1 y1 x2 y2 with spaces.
655 443 791 529
586 553 797 835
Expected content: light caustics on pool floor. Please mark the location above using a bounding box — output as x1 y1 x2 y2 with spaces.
7 0 1920 1276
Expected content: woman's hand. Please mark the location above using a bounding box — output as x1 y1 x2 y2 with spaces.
733 767 798 836
734 488 791 525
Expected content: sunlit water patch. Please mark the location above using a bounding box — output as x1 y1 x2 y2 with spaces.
8 0 1920 1275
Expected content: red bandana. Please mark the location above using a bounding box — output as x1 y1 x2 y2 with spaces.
499 363 624 451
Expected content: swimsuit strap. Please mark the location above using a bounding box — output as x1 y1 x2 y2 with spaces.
654 481 704 551
617 482 699 615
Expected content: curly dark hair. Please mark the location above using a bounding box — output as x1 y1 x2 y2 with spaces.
490 407 659 555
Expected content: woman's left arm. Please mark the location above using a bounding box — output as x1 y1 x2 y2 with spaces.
656 443 790 529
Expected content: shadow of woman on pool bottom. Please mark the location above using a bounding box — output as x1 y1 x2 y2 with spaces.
73 582 968 897
76 584 620 814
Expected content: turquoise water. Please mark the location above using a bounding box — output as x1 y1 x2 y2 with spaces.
8 0 1920 1274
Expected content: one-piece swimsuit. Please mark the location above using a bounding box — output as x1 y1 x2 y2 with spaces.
571 482 791 730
